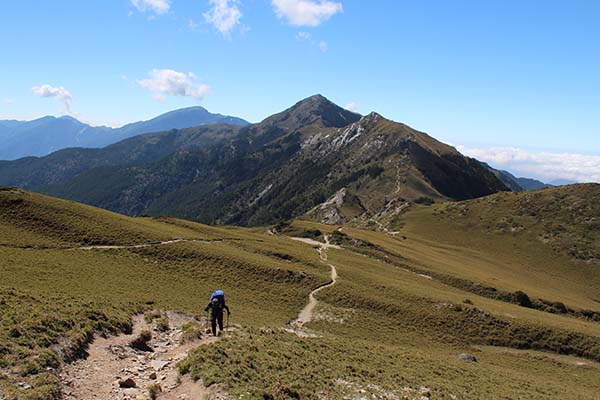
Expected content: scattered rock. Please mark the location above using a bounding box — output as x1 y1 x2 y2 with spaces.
149 372 157 380
118 378 137 388
418 386 431 397
458 353 478 362
151 360 169 371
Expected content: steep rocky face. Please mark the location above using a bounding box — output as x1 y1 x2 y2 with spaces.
298 111 508 226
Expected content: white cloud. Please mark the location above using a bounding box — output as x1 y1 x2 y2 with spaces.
318 40 328 52
458 145 600 184
203 0 242 36
137 69 209 101
2 99 15 105
189 18 200 31
296 31 311 41
344 102 357 112
296 31 329 52
31 84 73 114
272 0 342 26
130 0 170 15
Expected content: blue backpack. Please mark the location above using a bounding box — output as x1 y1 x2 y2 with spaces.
210 290 225 307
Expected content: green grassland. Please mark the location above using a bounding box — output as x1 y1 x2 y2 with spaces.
1 187 600 399
388 184 600 310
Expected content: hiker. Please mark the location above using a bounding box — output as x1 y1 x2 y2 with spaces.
204 290 230 336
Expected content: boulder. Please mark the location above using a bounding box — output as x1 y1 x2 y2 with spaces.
151 360 169 371
118 377 137 388
458 353 477 362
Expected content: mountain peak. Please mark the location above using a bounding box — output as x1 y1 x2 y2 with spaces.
296 93 330 105
365 111 383 119
157 106 210 116
57 115 84 124
263 94 361 129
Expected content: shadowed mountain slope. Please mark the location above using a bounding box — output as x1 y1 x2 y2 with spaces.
0 124 243 188
37 95 507 225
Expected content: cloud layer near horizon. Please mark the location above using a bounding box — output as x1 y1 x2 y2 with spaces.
458 146 600 183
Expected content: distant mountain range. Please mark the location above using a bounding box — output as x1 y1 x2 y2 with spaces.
0 95 510 226
549 178 578 186
0 107 248 160
490 169 551 191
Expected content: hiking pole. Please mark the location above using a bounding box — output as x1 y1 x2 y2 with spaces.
227 312 230 330
205 310 209 333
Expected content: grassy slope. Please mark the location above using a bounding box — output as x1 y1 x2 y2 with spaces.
184 219 600 399
1 187 599 399
389 184 600 310
0 189 328 399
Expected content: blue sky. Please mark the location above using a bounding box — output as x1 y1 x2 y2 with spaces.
1 1 599 182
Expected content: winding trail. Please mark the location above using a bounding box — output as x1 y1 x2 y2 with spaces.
290 235 340 327
56 234 340 398
295 264 337 327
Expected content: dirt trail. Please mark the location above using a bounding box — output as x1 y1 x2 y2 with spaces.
70 238 236 251
58 235 339 398
294 264 337 327
0 238 248 251
60 312 232 400
290 235 339 328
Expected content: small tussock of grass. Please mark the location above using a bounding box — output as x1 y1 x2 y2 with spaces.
180 322 203 343
155 316 170 332
145 310 170 332
144 310 162 324
148 383 162 400
129 330 153 352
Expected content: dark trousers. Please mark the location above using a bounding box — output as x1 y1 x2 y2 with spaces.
210 310 224 335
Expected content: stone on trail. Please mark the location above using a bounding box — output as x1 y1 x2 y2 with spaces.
458 353 478 362
151 360 169 371
118 377 137 388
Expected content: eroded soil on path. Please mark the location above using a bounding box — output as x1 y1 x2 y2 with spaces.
60 312 232 400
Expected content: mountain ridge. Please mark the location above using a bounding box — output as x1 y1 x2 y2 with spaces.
0 107 249 160
29 95 509 226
